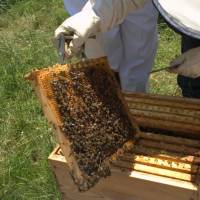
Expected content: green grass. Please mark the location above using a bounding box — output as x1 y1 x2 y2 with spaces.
150 20 181 95
0 0 67 199
0 1 181 199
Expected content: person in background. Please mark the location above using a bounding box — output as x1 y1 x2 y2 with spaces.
57 0 158 93
173 36 200 98
153 0 200 98
55 0 200 98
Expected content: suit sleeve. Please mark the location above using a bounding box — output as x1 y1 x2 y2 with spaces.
91 0 149 32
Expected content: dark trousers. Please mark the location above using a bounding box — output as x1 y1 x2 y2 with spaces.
178 35 200 98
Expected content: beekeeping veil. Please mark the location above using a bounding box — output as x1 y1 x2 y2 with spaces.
153 0 200 39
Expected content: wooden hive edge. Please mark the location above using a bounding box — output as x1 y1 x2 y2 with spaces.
26 65 86 187
123 92 200 109
49 146 199 192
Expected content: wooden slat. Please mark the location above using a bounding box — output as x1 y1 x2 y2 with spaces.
127 101 200 120
129 108 200 126
124 93 200 110
139 139 200 156
133 117 200 138
111 160 195 182
138 132 200 148
133 145 200 164
120 154 199 174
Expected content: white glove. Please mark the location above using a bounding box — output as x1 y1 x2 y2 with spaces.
55 4 100 58
84 37 106 58
169 47 200 78
54 0 148 58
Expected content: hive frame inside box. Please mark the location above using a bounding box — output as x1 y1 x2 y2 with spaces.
49 146 199 200
124 92 200 138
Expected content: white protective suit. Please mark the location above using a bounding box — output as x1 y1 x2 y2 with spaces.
63 0 158 92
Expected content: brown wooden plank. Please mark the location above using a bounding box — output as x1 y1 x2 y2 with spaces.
129 108 200 126
120 154 199 174
111 160 195 182
138 132 200 148
134 117 200 138
123 92 200 110
127 101 200 120
132 145 200 164
139 139 200 156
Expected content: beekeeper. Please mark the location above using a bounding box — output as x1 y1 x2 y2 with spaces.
153 0 200 98
55 0 158 92
55 0 200 97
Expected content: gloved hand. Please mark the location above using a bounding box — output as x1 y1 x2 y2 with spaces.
169 47 200 78
55 5 100 58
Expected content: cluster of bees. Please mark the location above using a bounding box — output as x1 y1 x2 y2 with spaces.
51 66 134 191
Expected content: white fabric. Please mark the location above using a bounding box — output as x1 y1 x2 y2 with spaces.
84 37 105 58
63 0 106 58
63 0 157 92
64 0 149 33
157 0 200 33
170 47 200 78
91 0 149 32
55 3 100 56
118 1 157 92
100 1 158 92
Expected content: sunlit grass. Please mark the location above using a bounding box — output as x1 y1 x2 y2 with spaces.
150 20 181 95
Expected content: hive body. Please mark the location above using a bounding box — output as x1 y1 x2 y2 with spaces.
49 145 199 200
27 57 200 198
48 92 200 199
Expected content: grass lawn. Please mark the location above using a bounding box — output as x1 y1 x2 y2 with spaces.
0 1 181 199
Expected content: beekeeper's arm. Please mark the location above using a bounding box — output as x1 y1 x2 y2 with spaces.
91 0 148 32
169 47 200 78
55 0 148 57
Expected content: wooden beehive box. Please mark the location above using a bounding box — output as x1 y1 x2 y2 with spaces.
26 56 200 198
48 92 200 200
49 144 199 200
